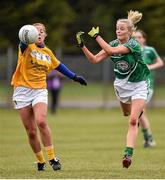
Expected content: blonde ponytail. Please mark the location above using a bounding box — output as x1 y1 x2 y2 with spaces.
127 10 142 25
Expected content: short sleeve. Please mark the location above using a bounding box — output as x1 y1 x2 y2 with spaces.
109 39 119 47
150 47 159 59
124 38 141 53
49 50 60 70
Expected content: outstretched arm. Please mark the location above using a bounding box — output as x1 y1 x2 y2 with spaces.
96 36 130 55
55 63 87 86
88 27 130 55
19 41 28 54
82 47 108 64
76 31 108 64
147 57 164 70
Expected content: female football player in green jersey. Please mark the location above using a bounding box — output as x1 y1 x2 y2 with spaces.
76 10 150 168
135 30 164 148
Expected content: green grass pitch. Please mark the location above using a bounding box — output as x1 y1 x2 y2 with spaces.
0 107 165 178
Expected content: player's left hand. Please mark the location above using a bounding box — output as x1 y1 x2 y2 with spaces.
72 75 87 86
88 27 99 38
76 31 85 48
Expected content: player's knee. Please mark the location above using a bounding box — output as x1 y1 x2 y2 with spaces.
28 129 37 139
37 119 47 129
36 114 47 128
129 116 138 126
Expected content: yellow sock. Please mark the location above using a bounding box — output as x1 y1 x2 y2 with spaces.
45 145 55 161
35 151 45 163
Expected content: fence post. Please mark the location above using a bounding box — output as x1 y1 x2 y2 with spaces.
7 46 14 106
7 46 14 85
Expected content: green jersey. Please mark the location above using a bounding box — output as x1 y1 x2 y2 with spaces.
142 46 159 88
109 38 150 82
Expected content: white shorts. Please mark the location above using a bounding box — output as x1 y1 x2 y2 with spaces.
12 86 48 109
114 78 150 104
146 88 153 103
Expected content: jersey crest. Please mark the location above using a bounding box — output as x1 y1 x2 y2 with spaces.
114 60 131 75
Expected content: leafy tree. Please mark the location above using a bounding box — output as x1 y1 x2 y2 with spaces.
0 0 75 51
125 0 165 54
0 0 164 54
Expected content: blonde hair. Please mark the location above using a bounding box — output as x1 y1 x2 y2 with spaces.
33 23 47 36
117 10 142 35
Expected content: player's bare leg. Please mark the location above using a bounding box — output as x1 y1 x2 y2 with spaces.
19 106 42 153
123 99 145 168
33 102 61 171
19 106 46 171
120 102 131 116
139 110 156 147
33 103 52 146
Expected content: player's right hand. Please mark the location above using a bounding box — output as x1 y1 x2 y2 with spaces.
76 31 85 48
88 27 99 38
72 75 87 86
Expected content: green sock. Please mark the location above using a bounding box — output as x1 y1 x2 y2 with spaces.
142 128 153 141
124 147 133 156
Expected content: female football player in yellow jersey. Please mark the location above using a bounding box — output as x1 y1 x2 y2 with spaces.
76 11 151 168
11 23 87 171
135 30 164 148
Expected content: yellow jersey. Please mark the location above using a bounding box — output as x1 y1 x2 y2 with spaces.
11 43 60 89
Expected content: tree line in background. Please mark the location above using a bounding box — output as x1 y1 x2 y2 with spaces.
0 0 165 54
